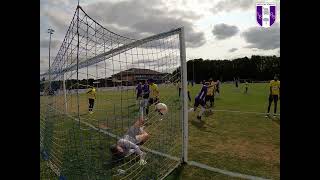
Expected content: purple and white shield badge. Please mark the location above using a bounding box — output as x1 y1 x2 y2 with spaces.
256 3 276 28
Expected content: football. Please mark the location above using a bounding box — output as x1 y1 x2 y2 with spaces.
155 103 168 115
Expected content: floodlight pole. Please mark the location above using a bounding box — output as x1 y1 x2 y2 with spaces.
48 28 54 93
179 27 188 163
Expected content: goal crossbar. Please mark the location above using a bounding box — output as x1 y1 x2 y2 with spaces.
40 28 182 79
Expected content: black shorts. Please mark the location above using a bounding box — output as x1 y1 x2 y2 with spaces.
148 97 159 105
194 98 206 107
269 95 279 102
143 93 149 99
205 95 214 103
89 98 95 104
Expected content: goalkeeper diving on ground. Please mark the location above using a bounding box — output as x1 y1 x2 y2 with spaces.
110 116 149 166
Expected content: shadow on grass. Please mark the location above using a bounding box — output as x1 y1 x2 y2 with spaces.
191 119 215 132
272 118 280 126
165 164 185 180
128 104 136 108
191 119 204 128
203 110 214 117
264 116 280 126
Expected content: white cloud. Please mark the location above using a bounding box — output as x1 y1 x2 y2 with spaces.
241 23 280 50
212 23 239 40
229 48 238 52
40 0 280 75
211 0 255 14
84 0 206 48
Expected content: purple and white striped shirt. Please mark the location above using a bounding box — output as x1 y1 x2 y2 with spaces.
195 85 208 101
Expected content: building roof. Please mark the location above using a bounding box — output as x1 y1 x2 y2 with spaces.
112 68 163 76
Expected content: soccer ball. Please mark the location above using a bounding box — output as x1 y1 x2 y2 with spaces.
155 103 168 115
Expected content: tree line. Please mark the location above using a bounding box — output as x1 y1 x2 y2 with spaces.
41 55 280 92
186 55 280 83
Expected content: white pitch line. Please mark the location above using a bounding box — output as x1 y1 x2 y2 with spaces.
188 161 271 180
213 109 280 116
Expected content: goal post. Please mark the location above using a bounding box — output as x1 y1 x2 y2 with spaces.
179 27 188 163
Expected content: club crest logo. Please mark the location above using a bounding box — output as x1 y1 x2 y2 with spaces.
256 2 276 28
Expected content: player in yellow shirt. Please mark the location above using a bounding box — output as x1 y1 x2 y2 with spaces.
266 75 280 118
215 80 220 96
86 85 96 114
148 79 159 104
145 79 160 118
244 81 249 94
205 78 215 111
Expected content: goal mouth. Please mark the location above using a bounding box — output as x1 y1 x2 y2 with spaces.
40 5 187 180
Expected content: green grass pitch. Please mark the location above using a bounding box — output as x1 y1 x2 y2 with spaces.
40 82 280 180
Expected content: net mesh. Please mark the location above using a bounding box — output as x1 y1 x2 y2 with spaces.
40 6 185 180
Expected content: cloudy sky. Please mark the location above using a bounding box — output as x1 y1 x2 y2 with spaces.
40 0 280 74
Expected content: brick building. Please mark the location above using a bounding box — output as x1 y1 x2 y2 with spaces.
111 68 167 85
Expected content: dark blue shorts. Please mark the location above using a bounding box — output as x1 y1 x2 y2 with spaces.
269 95 279 102
136 93 142 99
194 98 205 107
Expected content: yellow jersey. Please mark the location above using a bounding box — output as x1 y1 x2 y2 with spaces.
207 82 215 96
87 87 96 99
149 83 159 98
269 80 280 95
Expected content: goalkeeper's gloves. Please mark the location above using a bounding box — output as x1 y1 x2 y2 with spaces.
139 152 147 165
139 159 147 165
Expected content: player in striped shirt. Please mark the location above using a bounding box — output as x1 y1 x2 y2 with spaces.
206 78 215 112
136 81 143 106
141 80 150 116
189 82 208 120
